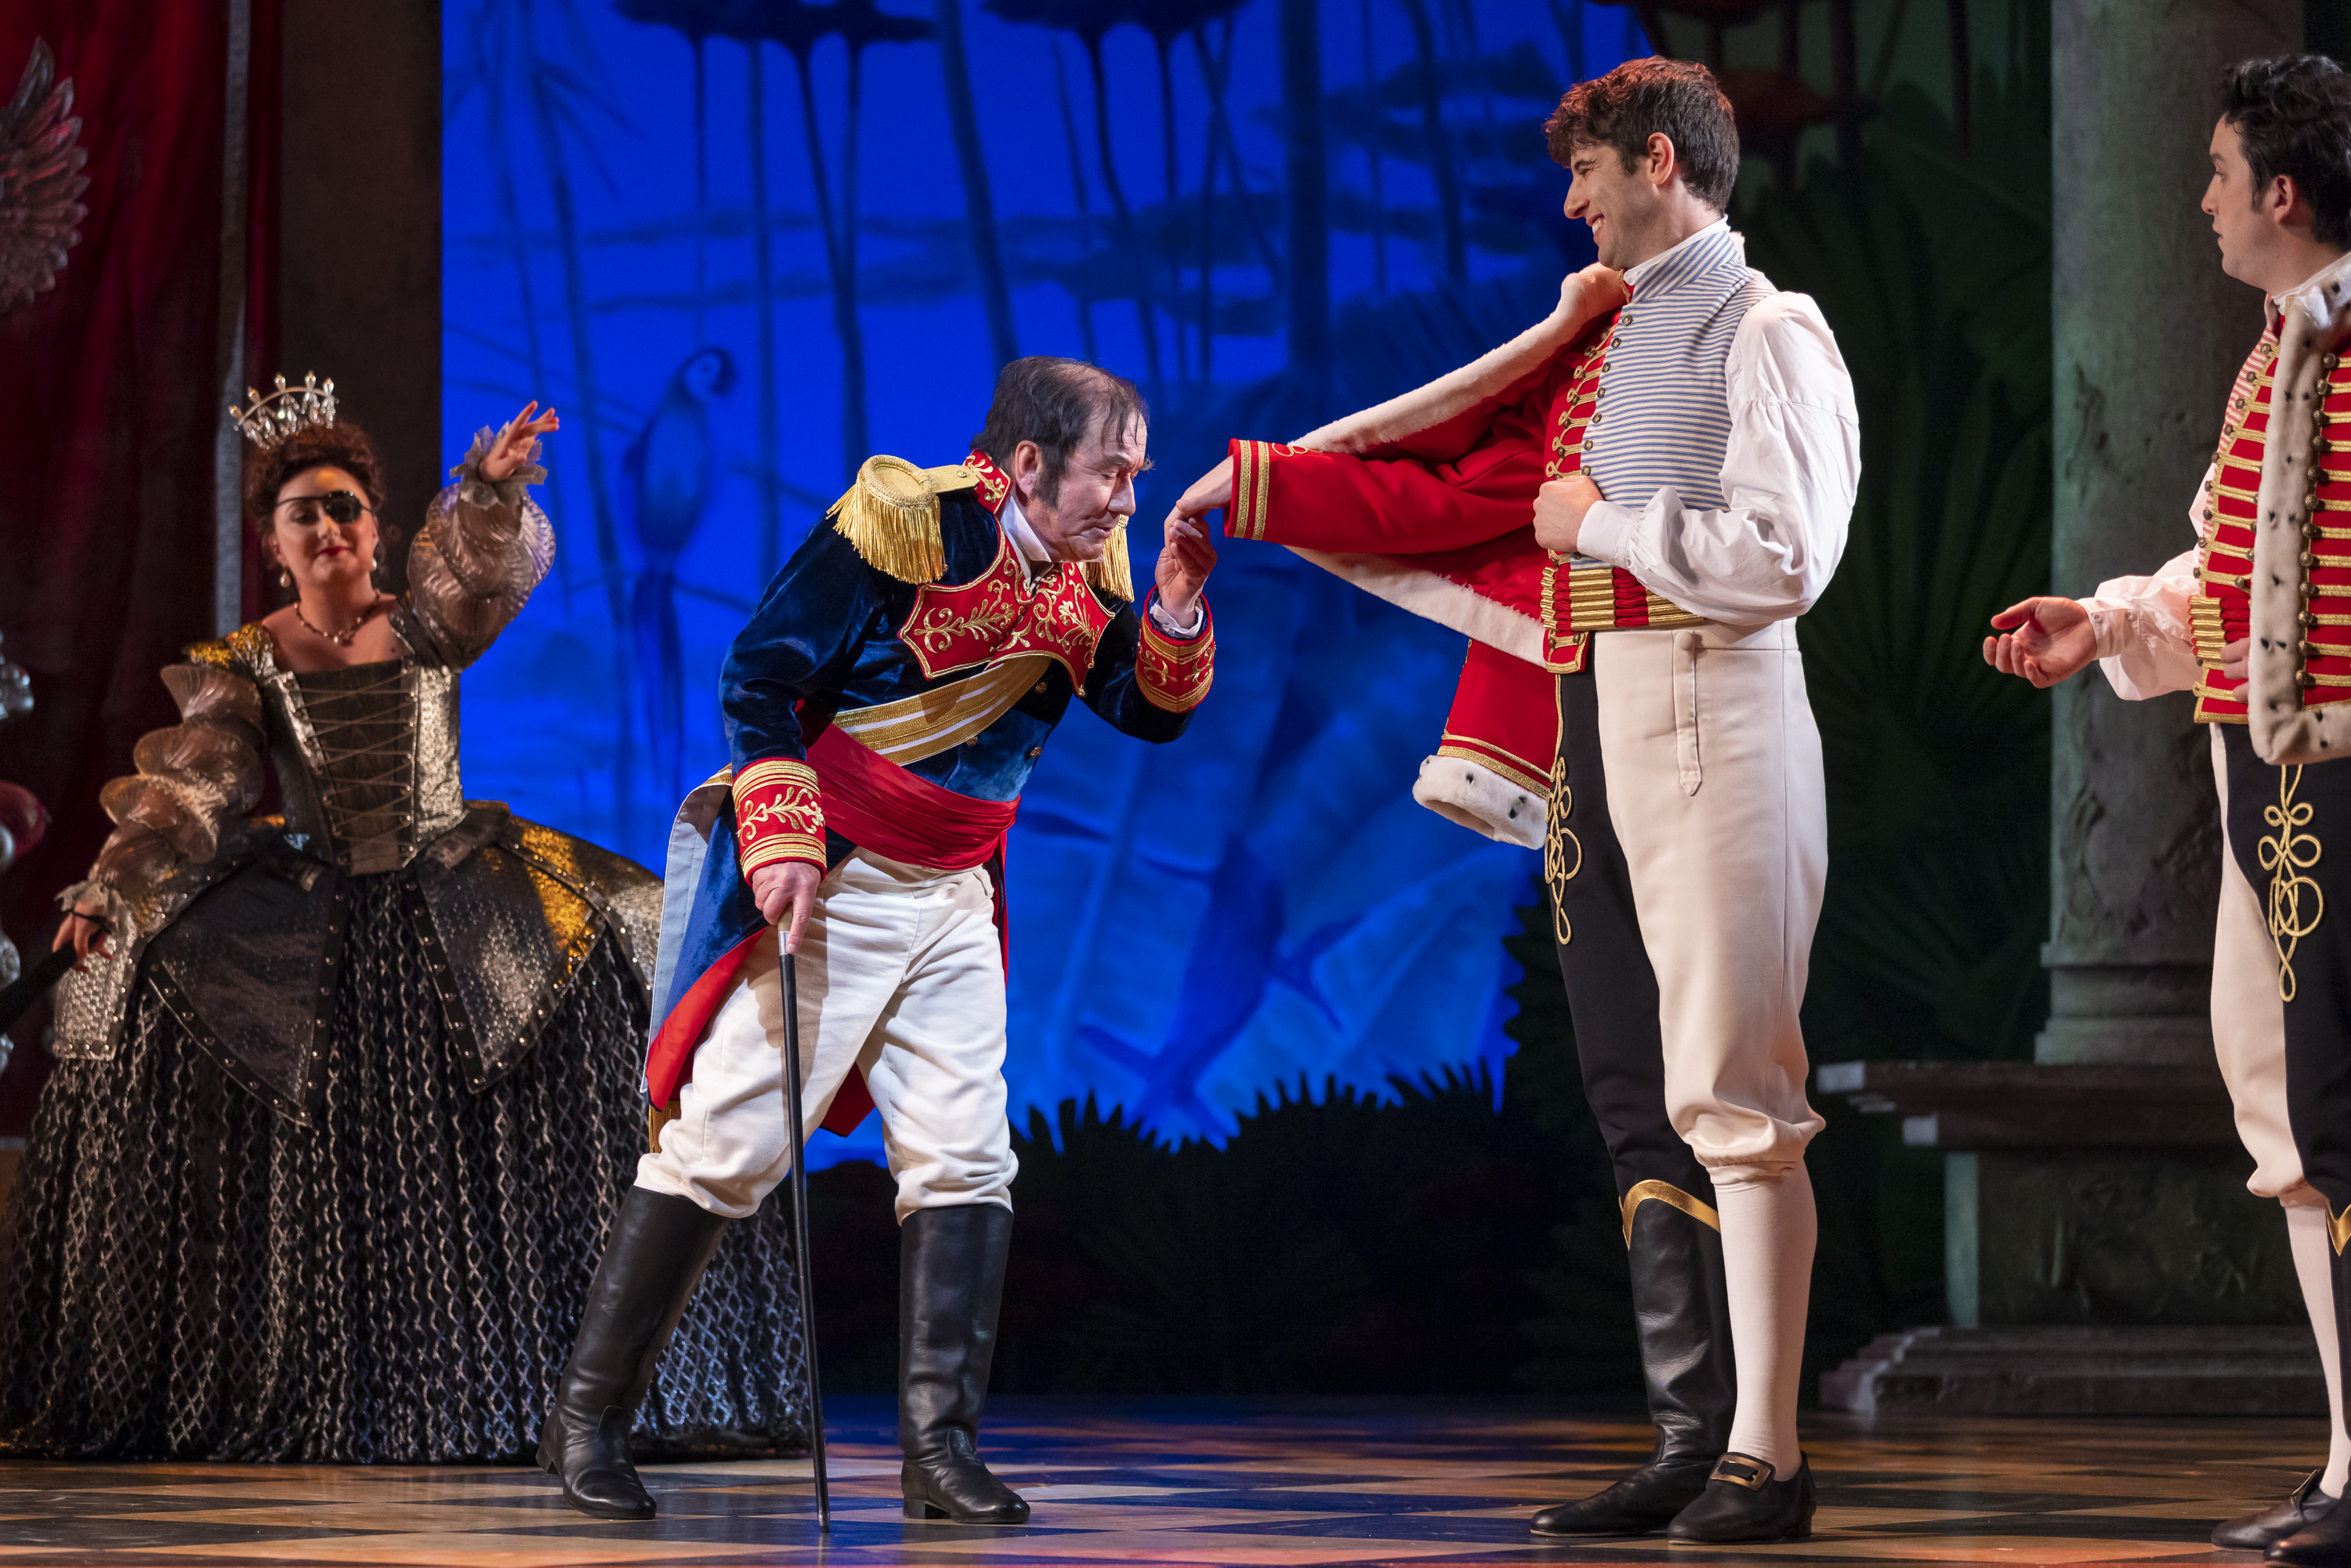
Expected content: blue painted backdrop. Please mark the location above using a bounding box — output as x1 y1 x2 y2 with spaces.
441 0 1641 1164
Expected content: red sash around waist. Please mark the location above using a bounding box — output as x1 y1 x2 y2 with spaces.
807 722 1018 869
644 730 1018 1126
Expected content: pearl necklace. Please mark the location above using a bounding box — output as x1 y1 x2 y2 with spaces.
295 594 386 647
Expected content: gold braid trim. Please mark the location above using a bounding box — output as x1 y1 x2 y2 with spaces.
1619 1179 1722 1247
1542 681 1579 943
2260 764 2324 1002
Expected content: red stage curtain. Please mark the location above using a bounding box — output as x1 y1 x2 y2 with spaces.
0 1 277 1132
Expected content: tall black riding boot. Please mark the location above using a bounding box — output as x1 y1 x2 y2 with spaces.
2273 1239 2351 1565
900 1203 1030 1525
1531 1194 1735 1537
538 1186 730 1520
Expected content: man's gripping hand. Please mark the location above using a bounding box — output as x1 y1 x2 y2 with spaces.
1533 474 1602 554
1983 597 2099 688
750 860 820 953
1154 513 1218 625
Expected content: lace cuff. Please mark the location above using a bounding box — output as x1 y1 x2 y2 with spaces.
450 425 549 514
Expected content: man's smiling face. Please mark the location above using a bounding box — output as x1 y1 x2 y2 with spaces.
1563 136 1661 270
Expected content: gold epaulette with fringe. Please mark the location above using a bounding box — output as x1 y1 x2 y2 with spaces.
828 455 980 585
831 452 1136 602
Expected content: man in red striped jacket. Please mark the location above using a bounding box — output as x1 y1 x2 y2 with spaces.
1987 55 2351 1567
537 357 1218 1526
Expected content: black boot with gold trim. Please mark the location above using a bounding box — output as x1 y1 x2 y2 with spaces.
1666 1451 1816 1543
1530 1186 1733 1537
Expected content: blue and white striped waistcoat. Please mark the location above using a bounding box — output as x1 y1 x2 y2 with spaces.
1581 223 1770 512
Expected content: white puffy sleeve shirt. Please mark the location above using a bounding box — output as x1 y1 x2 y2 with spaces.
1572 292 1862 625
2077 476 2205 703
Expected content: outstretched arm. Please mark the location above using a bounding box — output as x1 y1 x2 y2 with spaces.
1165 362 1563 555
404 402 561 669
1983 598 2101 688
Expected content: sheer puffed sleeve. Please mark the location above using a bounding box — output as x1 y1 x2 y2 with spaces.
61 655 266 932
401 426 557 670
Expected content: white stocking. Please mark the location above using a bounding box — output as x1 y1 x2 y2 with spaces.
2286 1203 2350 1497
1713 1160 1817 1480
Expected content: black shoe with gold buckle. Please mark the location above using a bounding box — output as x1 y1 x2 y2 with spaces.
1665 1451 1816 1544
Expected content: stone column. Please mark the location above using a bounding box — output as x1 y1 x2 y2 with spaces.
2044 0 2301 1066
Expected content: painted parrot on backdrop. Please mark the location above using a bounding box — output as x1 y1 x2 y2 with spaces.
622 345 738 802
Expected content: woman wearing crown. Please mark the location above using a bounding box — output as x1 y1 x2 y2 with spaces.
0 382 812 1463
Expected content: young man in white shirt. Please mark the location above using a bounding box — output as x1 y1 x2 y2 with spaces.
1985 53 2351 1566
1168 56 1859 1546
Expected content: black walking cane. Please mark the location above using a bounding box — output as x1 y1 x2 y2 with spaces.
780 950 831 1533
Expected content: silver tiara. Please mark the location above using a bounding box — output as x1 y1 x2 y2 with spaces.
230 372 337 451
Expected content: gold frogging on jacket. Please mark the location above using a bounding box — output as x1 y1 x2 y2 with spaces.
2261 764 2324 1002
831 452 1135 601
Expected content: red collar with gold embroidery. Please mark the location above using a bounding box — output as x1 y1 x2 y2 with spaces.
897 494 1113 693
962 447 1011 515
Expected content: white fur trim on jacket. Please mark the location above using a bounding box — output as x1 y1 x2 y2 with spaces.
2250 273 2351 766
1412 754 1547 849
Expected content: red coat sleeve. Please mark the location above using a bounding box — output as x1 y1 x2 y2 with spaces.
1225 361 1565 554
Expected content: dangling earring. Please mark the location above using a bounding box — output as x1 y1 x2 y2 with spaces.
277 563 292 589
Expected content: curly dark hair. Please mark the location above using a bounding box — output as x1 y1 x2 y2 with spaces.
1545 57 1740 212
241 421 387 539
2221 55 2351 248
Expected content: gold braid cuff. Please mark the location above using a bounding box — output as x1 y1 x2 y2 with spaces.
1619 1179 1722 1247
1136 606 1215 713
733 756 825 875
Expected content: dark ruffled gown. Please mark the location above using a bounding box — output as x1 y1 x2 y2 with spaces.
0 444 810 1462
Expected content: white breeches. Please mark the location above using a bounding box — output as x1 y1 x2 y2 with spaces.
636 849 1017 1223
2209 724 2320 1207
1592 620 1829 1174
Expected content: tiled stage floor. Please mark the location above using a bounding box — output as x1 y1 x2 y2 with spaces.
0 1397 2327 1566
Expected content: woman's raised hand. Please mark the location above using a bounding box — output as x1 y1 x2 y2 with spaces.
480 401 561 483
